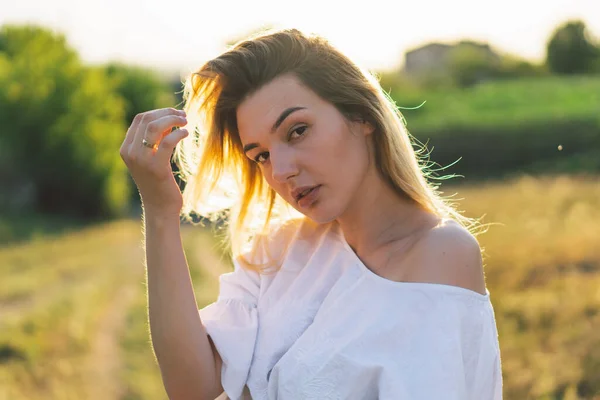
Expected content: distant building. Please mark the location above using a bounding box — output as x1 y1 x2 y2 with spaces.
404 40 501 77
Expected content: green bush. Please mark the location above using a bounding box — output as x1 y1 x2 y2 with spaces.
0 25 130 217
412 117 599 179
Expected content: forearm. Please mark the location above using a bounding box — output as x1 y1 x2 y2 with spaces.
144 212 219 400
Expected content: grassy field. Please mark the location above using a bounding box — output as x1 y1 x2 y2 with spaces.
392 76 600 131
0 173 599 399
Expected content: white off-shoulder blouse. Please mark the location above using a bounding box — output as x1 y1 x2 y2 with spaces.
199 219 503 400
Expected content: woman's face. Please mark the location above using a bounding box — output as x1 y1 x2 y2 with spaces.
236 74 374 223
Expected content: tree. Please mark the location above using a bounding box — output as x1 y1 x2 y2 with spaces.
546 20 599 74
102 63 180 204
103 63 177 128
0 25 130 217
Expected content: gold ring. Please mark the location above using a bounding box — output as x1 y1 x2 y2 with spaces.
142 138 158 150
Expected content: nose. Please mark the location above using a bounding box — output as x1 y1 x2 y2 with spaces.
270 146 299 183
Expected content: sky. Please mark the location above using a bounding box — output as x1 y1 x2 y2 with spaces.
1 0 599 75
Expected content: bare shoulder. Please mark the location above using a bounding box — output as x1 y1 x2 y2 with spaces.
405 218 487 295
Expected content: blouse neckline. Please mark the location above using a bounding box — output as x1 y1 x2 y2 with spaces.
331 221 491 301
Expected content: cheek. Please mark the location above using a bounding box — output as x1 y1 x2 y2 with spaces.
263 172 283 192
261 169 291 201
326 128 369 173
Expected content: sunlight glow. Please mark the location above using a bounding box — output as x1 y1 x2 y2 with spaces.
1 0 598 73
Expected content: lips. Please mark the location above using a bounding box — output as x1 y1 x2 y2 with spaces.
298 186 317 199
292 185 321 202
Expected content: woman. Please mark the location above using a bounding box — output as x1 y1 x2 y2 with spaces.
120 29 502 400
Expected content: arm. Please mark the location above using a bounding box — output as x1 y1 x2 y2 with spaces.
119 107 225 399
144 212 224 400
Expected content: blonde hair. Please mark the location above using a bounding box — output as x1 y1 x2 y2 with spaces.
173 28 484 273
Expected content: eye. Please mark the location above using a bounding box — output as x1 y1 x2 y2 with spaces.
252 125 308 165
254 151 269 164
289 125 308 140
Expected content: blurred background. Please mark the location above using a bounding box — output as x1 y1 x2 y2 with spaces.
0 0 599 399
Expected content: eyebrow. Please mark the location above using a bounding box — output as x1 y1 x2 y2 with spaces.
242 106 307 154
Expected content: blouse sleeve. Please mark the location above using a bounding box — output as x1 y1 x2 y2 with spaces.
379 293 502 400
199 257 260 400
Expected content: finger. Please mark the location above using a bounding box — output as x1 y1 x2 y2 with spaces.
133 108 186 150
121 112 146 149
146 107 186 121
141 115 188 149
156 128 189 161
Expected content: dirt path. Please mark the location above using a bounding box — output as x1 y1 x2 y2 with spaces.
85 282 138 400
81 224 229 400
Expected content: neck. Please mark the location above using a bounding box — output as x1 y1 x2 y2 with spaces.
335 166 431 256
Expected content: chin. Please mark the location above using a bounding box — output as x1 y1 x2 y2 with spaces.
304 214 335 225
297 203 340 225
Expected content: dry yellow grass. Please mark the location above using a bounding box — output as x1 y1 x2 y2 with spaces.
450 174 600 399
0 173 598 399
